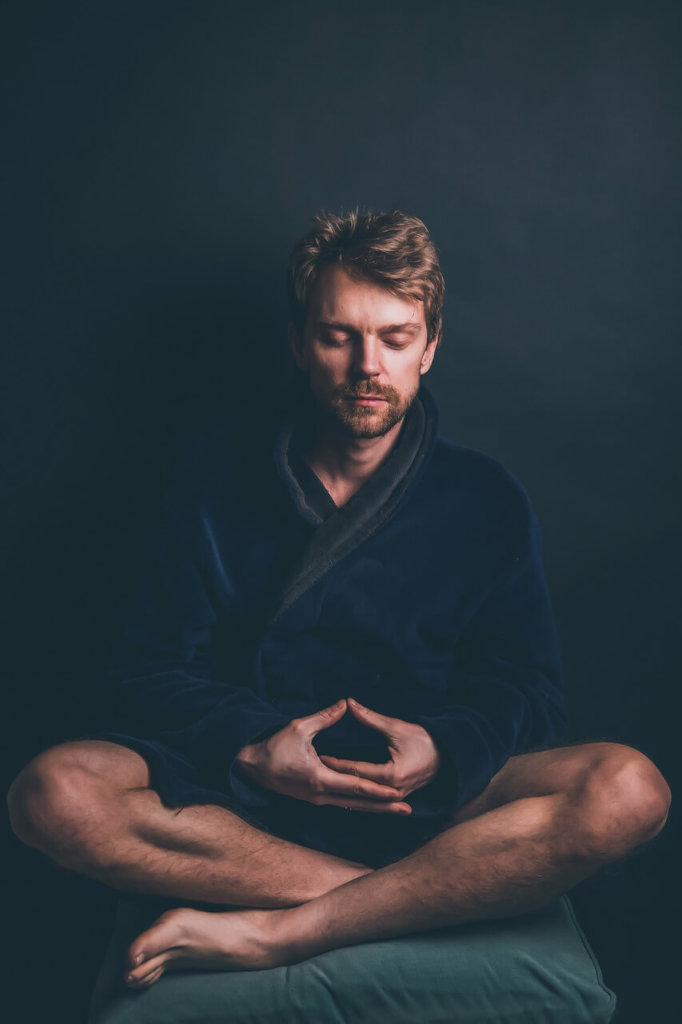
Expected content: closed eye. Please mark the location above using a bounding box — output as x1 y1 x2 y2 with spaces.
320 333 351 347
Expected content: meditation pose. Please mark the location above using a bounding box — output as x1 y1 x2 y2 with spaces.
8 210 671 990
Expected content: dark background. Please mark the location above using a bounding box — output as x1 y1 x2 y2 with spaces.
2 2 679 1020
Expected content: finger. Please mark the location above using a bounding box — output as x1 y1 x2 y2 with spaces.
322 796 412 815
319 755 394 785
295 699 347 738
347 697 399 738
317 764 401 801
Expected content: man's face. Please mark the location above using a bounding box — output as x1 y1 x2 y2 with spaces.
290 265 438 439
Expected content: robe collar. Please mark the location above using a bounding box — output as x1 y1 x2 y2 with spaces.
268 383 438 624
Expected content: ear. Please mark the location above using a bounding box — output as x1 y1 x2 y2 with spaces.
419 333 439 376
289 323 308 371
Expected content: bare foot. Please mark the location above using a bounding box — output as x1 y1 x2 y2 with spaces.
125 906 289 988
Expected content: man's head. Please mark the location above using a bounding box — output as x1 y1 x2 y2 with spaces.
288 210 444 439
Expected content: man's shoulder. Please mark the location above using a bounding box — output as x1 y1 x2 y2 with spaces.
422 436 536 534
431 435 525 486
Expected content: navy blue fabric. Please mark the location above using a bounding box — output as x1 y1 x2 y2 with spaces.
107 385 566 858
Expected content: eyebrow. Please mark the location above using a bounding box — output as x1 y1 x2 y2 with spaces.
318 320 422 334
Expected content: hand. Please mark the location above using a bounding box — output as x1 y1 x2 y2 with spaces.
235 699 412 814
319 697 441 800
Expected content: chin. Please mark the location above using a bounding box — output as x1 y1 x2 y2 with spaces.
344 424 392 439
335 405 404 439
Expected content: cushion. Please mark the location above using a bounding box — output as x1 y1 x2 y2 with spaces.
89 895 615 1023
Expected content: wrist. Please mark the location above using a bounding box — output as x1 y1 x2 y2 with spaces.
415 724 441 779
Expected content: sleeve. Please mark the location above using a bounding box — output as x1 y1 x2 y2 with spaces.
412 506 566 816
109 451 291 803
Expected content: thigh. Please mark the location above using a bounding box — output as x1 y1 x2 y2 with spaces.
452 741 634 824
19 737 152 794
7 738 154 846
73 734 275 830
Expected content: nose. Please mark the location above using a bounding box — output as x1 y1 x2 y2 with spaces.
352 335 381 377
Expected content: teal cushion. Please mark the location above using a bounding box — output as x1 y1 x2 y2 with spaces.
89 896 615 1023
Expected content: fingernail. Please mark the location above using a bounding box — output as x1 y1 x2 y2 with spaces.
135 953 144 965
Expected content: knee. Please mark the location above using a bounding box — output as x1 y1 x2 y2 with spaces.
577 743 671 860
7 744 109 866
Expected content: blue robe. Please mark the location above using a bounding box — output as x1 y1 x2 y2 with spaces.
107 385 565 864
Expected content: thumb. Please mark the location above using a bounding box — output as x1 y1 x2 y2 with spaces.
297 699 347 738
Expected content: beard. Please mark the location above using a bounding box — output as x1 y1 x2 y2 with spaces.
321 380 419 439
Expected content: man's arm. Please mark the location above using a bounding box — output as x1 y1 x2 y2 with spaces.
322 509 565 817
112 451 409 813
413 509 566 812
109 452 293 801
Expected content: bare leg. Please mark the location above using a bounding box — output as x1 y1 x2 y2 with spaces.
124 741 670 986
7 740 370 907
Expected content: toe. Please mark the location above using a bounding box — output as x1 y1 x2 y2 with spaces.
127 908 187 970
125 952 169 988
126 942 146 971
135 965 164 988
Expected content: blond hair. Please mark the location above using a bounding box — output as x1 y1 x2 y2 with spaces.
288 209 444 343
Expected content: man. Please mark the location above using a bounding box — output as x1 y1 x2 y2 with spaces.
8 210 670 987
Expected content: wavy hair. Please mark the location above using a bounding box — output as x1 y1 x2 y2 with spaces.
288 209 444 344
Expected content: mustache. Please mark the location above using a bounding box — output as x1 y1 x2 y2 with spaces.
337 383 397 399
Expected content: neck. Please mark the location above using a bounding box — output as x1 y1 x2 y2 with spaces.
304 414 405 508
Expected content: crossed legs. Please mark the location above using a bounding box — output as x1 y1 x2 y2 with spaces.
8 739 670 989
7 740 371 907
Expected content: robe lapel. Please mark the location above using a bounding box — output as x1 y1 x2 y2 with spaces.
264 388 436 627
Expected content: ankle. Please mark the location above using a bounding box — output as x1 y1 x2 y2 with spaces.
274 896 335 965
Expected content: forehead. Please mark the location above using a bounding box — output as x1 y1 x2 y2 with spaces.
307 264 425 330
